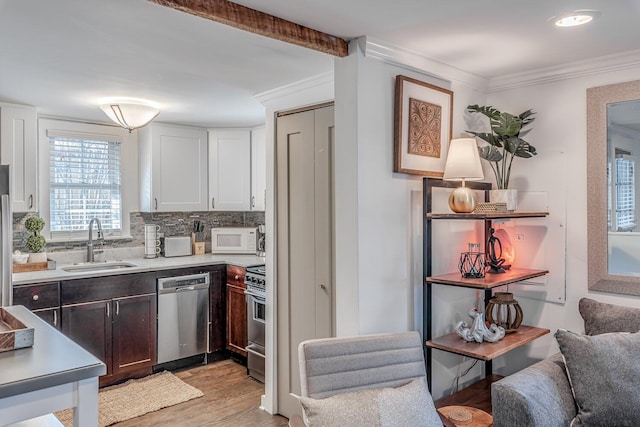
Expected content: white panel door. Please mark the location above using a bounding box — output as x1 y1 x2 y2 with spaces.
0 103 37 212
276 105 334 418
208 129 251 211
150 123 208 212
251 126 266 211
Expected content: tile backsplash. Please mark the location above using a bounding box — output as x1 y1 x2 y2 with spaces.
14 211 265 254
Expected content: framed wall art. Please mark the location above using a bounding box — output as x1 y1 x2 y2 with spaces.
394 75 453 176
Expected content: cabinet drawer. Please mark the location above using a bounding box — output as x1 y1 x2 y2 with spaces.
13 282 60 310
226 265 245 289
61 272 156 305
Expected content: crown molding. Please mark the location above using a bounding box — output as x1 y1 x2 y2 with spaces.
360 37 489 92
255 71 334 107
489 49 640 92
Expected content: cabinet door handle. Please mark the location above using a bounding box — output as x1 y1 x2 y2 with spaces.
28 194 33 209
251 196 255 208
154 198 158 210
32 294 39 301
211 197 215 209
235 275 240 280
115 300 120 316
53 310 57 326
106 302 110 318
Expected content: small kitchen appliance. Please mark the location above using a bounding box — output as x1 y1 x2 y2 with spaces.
160 236 192 257
211 227 257 254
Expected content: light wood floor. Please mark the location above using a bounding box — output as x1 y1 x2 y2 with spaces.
115 360 289 427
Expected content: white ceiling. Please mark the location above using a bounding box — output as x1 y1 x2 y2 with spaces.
1 0 640 128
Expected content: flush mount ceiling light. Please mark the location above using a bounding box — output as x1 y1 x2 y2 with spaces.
550 10 601 27
99 98 160 132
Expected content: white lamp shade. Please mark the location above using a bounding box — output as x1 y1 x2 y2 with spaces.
100 102 160 131
442 138 484 181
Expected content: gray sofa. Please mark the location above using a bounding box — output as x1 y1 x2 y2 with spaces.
491 297 640 427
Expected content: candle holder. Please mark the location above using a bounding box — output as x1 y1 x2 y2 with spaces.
458 243 486 278
486 292 523 333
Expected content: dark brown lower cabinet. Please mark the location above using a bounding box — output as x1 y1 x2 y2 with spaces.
227 283 247 358
12 282 61 329
112 294 157 375
61 273 156 386
32 308 61 329
209 266 226 355
226 265 247 360
61 300 112 372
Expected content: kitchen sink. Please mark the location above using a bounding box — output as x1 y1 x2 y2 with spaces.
61 261 138 273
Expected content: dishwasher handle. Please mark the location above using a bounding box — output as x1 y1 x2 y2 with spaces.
158 272 210 294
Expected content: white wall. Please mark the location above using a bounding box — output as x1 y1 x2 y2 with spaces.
334 40 489 398
335 39 640 400
487 66 640 376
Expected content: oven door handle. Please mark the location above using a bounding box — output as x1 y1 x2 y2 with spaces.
244 289 266 299
246 293 266 324
246 344 266 359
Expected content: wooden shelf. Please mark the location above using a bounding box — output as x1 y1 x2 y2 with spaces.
426 325 550 361
435 374 503 415
427 211 549 220
427 268 549 289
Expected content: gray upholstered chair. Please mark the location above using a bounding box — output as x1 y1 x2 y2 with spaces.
289 331 443 427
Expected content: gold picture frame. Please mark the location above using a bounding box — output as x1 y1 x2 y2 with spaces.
394 75 453 176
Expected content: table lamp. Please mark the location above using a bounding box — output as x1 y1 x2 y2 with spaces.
443 138 484 213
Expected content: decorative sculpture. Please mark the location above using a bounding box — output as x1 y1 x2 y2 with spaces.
486 227 507 273
455 308 506 343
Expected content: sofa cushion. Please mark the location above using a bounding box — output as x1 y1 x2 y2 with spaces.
298 377 442 427
578 297 640 335
555 329 640 427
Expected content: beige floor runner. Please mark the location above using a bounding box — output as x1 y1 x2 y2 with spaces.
55 371 203 427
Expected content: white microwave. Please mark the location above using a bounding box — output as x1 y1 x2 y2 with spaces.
211 227 257 254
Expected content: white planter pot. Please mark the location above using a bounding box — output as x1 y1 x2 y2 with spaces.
28 252 47 263
490 189 518 212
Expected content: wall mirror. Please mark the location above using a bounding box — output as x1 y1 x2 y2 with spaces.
587 79 640 295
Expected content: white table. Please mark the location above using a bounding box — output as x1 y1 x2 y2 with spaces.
0 305 105 426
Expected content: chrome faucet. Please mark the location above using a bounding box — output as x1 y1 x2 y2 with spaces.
87 218 104 262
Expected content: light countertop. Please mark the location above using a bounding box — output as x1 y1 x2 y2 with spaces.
13 254 265 285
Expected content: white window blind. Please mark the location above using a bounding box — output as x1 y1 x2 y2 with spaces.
615 156 636 231
49 137 122 234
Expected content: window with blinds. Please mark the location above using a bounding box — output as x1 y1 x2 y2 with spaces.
614 156 636 231
49 137 122 234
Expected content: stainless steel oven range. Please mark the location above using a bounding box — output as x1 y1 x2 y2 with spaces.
245 265 266 382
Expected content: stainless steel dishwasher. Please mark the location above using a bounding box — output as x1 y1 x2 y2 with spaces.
157 272 209 364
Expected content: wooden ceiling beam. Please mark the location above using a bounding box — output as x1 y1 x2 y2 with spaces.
147 0 349 57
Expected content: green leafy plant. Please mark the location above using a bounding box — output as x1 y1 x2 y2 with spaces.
25 215 46 253
466 105 537 189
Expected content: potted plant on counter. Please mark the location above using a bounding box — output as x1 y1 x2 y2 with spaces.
466 104 537 211
25 215 47 263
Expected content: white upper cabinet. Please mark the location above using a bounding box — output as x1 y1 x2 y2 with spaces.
0 103 37 212
208 129 251 211
250 126 266 211
139 123 208 212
